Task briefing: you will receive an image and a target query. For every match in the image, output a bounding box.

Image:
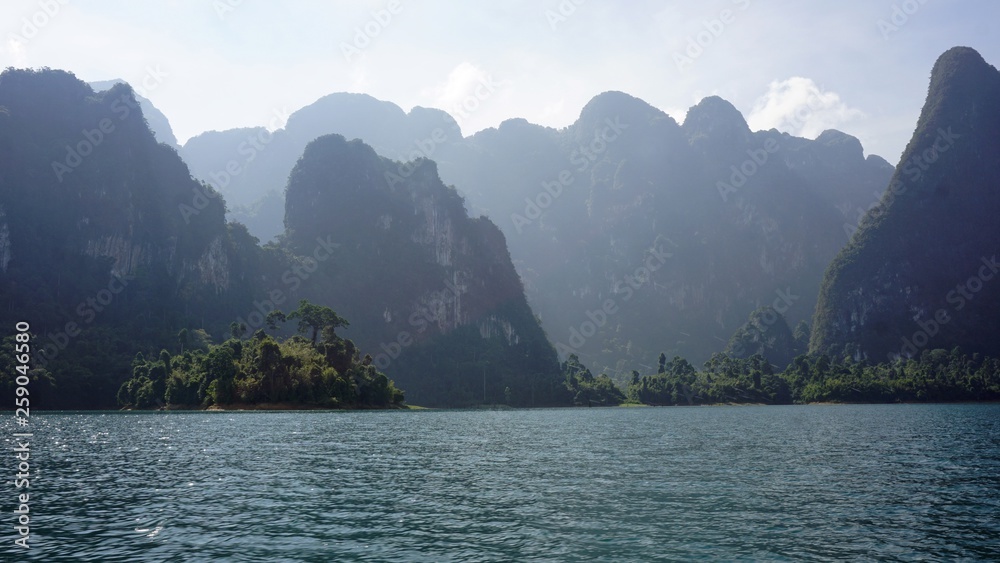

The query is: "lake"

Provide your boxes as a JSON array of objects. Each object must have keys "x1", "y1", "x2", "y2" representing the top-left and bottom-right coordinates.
[{"x1": 2, "y1": 404, "x2": 999, "y2": 561}]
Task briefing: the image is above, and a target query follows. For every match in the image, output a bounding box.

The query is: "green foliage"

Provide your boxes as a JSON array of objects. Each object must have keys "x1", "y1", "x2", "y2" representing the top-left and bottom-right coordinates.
[
  {"x1": 562, "y1": 354, "x2": 625, "y2": 406},
  {"x1": 786, "y1": 348, "x2": 1000, "y2": 403},
  {"x1": 726, "y1": 307, "x2": 801, "y2": 370},
  {"x1": 620, "y1": 348, "x2": 1000, "y2": 406},
  {"x1": 115, "y1": 302, "x2": 404, "y2": 409},
  {"x1": 286, "y1": 300, "x2": 348, "y2": 345}
]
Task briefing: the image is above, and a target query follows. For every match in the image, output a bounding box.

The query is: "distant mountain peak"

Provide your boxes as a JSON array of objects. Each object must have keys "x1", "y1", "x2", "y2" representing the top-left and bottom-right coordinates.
[
  {"x1": 583, "y1": 90, "x2": 652, "y2": 109},
  {"x1": 919, "y1": 47, "x2": 1000, "y2": 131},
  {"x1": 814, "y1": 129, "x2": 865, "y2": 160},
  {"x1": 932, "y1": 46, "x2": 992, "y2": 79},
  {"x1": 308, "y1": 91, "x2": 402, "y2": 108},
  {"x1": 576, "y1": 90, "x2": 670, "y2": 128},
  {"x1": 284, "y1": 92, "x2": 407, "y2": 132},
  {"x1": 406, "y1": 105, "x2": 462, "y2": 140},
  {"x1": 683, "y1": 95, "x2": 751, "y2": 137}
]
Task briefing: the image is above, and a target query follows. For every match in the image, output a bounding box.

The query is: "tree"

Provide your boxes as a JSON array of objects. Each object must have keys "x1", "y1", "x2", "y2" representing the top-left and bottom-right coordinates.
[
  {"x1": 288, "y1": 300, "x2": 349, "y2": 345},
  {"x1": 159, "y1": 349, "x2": 172, "y2": 374},
  {"x1": 265, "y1": 310, "x2": 287, "y2": 331},
  {"x1": 177, "y1": 328, "x2": 189, "y2": 353},
  {"x1": 205, "y1": 346, "x2": 237, "y2": 404},
  {"x1": 658, "y1": 352, "x2": 667, "y2": 374},
  {"x1": 230, "y1": 321, "x2": 247, "y2": 340}
]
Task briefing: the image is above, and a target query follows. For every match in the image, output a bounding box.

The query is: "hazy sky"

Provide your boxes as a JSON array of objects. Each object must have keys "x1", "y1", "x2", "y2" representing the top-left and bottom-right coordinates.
[{"x1": 2, "y1": 0, "x2": 996, "y2": 162}]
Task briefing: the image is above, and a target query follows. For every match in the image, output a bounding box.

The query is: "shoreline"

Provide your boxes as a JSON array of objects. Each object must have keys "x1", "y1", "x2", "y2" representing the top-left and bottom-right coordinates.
[{"x1": 5, "y1": 400, "x2": 1000, "y2": 413}]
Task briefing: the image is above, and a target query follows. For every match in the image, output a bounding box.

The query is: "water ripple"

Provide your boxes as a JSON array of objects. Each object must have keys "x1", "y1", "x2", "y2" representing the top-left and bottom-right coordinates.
[{"x1": 0, "y1": 405, "x2": 997, "y2": 561}]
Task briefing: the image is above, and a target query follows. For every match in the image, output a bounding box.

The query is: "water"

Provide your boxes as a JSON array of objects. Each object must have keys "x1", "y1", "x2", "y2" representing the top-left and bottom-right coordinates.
[{"x1": 2, "y1": 404, "x2": 998, "y2": 561}]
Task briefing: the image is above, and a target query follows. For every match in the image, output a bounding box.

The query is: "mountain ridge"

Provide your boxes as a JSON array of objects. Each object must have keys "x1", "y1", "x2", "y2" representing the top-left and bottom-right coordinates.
[{"x1": 177, "y1": 86, "x2": 892, "y2": 375}]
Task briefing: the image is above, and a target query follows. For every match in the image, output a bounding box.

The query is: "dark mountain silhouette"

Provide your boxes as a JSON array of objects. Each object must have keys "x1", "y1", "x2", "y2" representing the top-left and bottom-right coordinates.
[
  {"x1": 811, "y1": 47, "x2": 1000, "y2": 361},
  {"x1": 282, "y1": 134, "x2": 566, "y2": 406}
]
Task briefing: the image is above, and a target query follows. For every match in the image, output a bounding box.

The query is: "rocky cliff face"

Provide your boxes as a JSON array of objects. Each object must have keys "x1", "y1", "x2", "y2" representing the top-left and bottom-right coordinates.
[
  {"x1": 811, "y1": 47, "x2": 1000, "y2": 361},
  {"x1": 181, "y1": 87, "x2": 893, "y2": 376},
  {"x1": 436, "y1": 93, "x2": 892, "y2": 375},
  {"x1": 0, "y1": 69, "x2": 250, "y2": 340},
  {"x1": 282, "y1": 134, "x2": 565, "y2": 406}
]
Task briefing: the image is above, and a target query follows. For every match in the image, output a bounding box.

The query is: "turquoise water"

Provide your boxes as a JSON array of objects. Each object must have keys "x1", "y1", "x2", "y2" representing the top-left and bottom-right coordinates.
[{"x1": 2, "y1": 404, "x2": 999, "y2": 561}]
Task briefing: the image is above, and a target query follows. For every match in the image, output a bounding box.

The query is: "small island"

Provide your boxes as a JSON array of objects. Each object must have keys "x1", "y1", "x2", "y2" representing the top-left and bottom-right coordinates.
[{"x1": 116, "y1": 300, "x2": 404, "y2": 410}]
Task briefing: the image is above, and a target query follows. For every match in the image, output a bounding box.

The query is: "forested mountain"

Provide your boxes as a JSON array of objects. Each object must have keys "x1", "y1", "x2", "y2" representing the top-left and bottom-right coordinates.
[
  {"x1": 281, "y1": 134, "x2": 566, "y2": 406},
  {"x1": 811, "y1": 46, "x2": 1000, "y2": 361},
  {"x1": 0, "y1": 69, "x2": 262, "y2": 407},
  {"x1": 182, "y1": 90, "x2": 893, "y2": 378},
  {"x1": 0, "y1": 69, "x2": 561, "y2": 409},
  {"x1": 6, "y1": 46, "x2": 995, "y2": 410}
]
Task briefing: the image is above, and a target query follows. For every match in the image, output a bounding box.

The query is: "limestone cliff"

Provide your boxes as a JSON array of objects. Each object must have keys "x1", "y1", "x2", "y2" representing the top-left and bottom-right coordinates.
[
  {"x1": 0, "y1": 69, "x2": 251, "y2": 347},
  {"x1": 811, "y1": 47, "x2": 1000, "y2": 360},
  {"x1": 282, "y1": 134, "x2": 566, "y2": 406}
]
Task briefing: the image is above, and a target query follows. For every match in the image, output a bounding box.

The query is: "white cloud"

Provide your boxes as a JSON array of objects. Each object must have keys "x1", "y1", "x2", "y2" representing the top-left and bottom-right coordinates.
[
  {"x1": 426, "y1": 62, "x2": 491, "y2": 112},
  {"x1": 746, "y1": 77, "x2": 864, "y2": 138},
  {"x1": 418, "y1": 61, "x2": 515, "y2": 134},
  {"x1": 5, "y1": 37, "x2": 26, "y2": 66}
]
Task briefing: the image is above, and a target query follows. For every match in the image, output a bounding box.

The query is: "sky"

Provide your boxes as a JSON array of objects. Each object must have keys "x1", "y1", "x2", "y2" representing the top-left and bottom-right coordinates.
[{"x1": 1, "y1": 0, "x2": 997, "y2": 163}]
